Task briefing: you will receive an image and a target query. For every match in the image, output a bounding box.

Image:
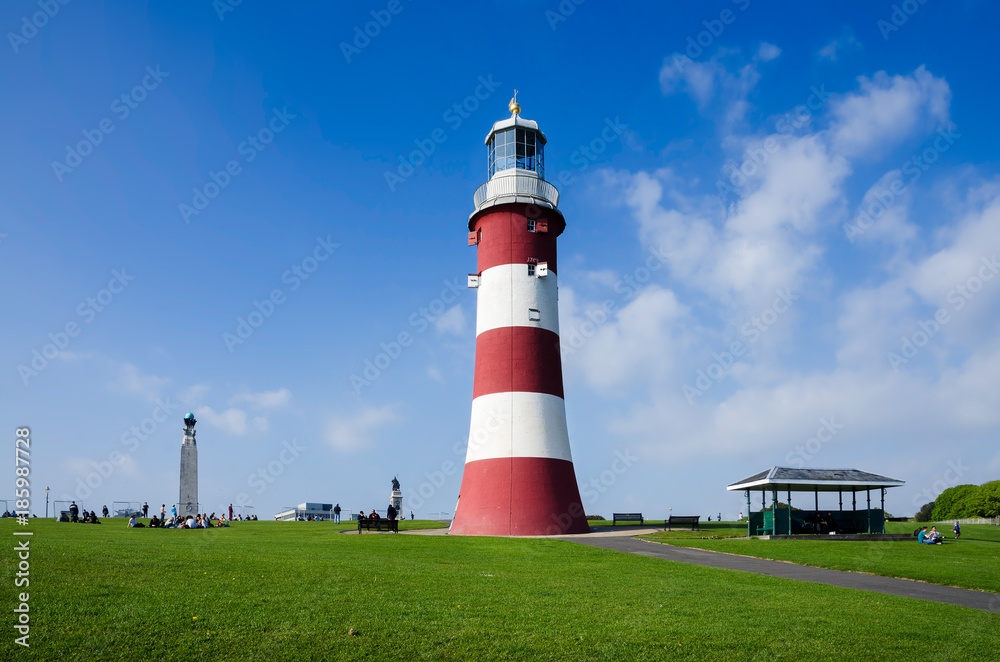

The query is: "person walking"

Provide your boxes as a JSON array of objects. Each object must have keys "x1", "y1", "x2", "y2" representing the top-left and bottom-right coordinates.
[
  {"x1": 953, "y1": 521, "x2": 961, "y2": 539},
  {"x1": 171, "y1": 504, "x2": 177, "y2": 520},
  {"x1": 410, "y1": 511, "x2": 414, "y2": 520},
  {"x1": 160, "y1": 504, "x2": 166, "y2": 521},
  {"x1": 69, "y1": 501, "x2": 79, "y2": 523},
  {"x1": 228, "y1": 503, "x2": 234, "y2": 521},
  {"x1": 102, "y1": 505, "x2": 109, "y2": 518},
  {"x1": 143, "y1": 502, "x2": 149, "y2": 518},
  {"x1": 333, "y1": 504, "x2": 341, "y2": 523}
]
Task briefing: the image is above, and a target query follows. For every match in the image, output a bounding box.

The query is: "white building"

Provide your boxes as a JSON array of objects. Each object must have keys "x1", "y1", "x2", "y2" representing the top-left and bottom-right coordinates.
[{"x1": 274, "y1": 502, "x2": 335, "y2": 521}]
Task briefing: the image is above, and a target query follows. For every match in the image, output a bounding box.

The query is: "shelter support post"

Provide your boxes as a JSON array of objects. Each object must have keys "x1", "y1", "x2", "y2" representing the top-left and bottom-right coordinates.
[
  {"x1": 745, "y1": 490, "x2": 751, "y2": 536},
  {"x1": 866, "y1": 490, "x2": 871, "y2": 534},
  {"x1": 814, "y1": 487, "x2": 818, "y2": 512},
  {"x1": 880, "y1": 488, "x2": 886, "y2": 533},
  {"x1": 839, "y1": 490, "x2": 842, "y2": 511},
  {"x1": 787, "y1": 489, "x2": 792, "y2": 535}
]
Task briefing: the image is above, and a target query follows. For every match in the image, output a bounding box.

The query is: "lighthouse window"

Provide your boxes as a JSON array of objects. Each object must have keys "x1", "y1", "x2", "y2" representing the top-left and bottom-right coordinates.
[
  {"x1": 488, "y1": 128, "x2": 545, "y2": 178},
  {"x1": 527, "y1": 263, "x2": 536, "y2": 277},
  {"x1": 528, "y1": 308, "x2": 541, "y2": 322},
  {"x1": 527, "y1": 219, "x2": 536, "y2": 232}
]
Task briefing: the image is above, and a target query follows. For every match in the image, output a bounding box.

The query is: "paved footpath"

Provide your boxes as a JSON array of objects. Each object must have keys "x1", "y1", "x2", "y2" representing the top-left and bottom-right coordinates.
[{"x1": 555, "y1": 529, "x2": 1000, "y2": 613}]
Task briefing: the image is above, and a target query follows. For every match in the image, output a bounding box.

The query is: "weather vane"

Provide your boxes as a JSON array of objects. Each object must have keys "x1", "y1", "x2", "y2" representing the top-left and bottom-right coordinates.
[{"x1": 509, "y1": 89, "x2": 521, "y2": 116}]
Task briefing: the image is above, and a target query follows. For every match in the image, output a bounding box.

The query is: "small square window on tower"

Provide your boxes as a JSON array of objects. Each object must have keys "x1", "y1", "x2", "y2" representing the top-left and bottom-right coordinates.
[
  {"x1": 536, "y1": 220, "x2": 548, "y2": 233},
  {"x1": 528, "y1": 308, "x2": 541, "y2": 322},
  {"x1": 527, "y1": 219, "x2": 536, "y2": 232},
  {"x1": 468, "y1": 274, "x2": 480, "y2": 288},
  {"x1": 527, "y1": 263, "x2": 536, "y2": 277},
  {"x1": 536, "y1": 262, "x2": 548, "y2": 277}
]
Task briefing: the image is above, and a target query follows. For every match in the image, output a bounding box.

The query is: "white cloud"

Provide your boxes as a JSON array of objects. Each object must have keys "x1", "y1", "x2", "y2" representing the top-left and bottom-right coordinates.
[
  {"x1": 112, "y1": 364, "x2": 170, "y2": 402},
  {"x1": 178, "y1": 383, "x2": 209, "y2": 407},
  {"x1": 434, "y1": 304, "x2": 466, "y2": 336},
  {"x1": 659, "y1": 45, "x2": 779, "y2": 118},
  {"x1": 195, "y1": 406, "x2": 250, "y2": 436},
  {"x1": 324, "y1": 406, "x2": 397, "y2": 453},
  {"x1": 818, "y1": 30, "x2": 860, "y2": 61},
  {"x1": 848, "y1": 169, "x2": 917, "y2": 246},
  {"x1": 828, "y1": 66, "x2": 950, "y2": 158},
  {"x1": 229, "y1": 388, "x2": 291, "y2": 409},
  {"x1": 565, "y1": 285, "x2": 689, "y2": 393}
]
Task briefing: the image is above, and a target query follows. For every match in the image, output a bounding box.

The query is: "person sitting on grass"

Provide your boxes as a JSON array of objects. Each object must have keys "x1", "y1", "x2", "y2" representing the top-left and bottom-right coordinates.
[
  {"x1": 90, "y1": 512, "x2": 101, "y2": 524},
  {"x1": 128, "y1": 515, "x2": 137, "y2": 528},
  {"x1": 149, "y1": 515, "x2": 160, "y2": 528},
  {"x1": 186, "y1": 516, "x2": 196, "y2": 529},
  {"x1": 928, "y1": 526, "x2": 943, "y2": 543},
  {"x1": 82, "y1": 510, "x2": 91, "y2": 524}
]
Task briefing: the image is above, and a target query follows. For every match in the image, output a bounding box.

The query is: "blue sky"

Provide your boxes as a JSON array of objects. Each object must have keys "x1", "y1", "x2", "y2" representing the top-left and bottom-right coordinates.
[{"x1": 4, "y1": 1, "x2": 999, "y2": 520}]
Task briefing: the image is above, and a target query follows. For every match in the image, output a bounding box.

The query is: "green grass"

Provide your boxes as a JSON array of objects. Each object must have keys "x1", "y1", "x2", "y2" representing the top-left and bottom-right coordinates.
[
  {"x1": 640, "y1": 521, "x2": 748, "y2": 540},
  {"x1": 640, "y1": 522, "x2": 1000, "y2": 593},
  {"x1": 2, "y1": 519, "x2": 998, "y2": 661}
]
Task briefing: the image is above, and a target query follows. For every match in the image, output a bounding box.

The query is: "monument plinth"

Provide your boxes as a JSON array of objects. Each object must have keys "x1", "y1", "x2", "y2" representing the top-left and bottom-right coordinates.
[{"x1": 390, "y1": 476, "x2": 402, "y2": 518}]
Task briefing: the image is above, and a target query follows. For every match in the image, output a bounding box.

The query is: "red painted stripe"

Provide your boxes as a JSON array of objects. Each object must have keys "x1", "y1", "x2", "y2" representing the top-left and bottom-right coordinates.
[
  {"x1": 472, "y1": 205, "x2": 564, "y2": 275},
  {"x1": 472, "y1": 327, "x2": 563, "y2": 399},
  {"x1": 450, "y1": 456, "x2": 590, "y2": 536}
]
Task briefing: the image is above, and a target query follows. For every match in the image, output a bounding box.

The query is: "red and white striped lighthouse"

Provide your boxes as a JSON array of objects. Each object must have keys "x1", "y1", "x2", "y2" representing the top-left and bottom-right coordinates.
[{"x1": 451, "y1": 95, "x2": 590, "y2": 536}]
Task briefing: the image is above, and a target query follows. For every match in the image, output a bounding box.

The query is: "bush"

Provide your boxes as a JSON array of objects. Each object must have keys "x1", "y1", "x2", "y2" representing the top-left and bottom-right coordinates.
[
  {"x1": 970, "y1": 480, "x2": 1000, "y2": 517},
  {"x1": 915, "y1": 501, "x2": 935, "y2": 522},
  {"x1": 585, "y1": 515, "x2": 605, "y2": 521},
  {"x1": 931, "y1": 485, "x2": 978, "y2": 520}
]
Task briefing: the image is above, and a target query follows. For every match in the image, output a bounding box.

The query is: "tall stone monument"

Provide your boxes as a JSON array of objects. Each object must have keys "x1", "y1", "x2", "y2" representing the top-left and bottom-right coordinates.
[{"x1": 179, "y1": 413, "x2": 199, "y2": 517}]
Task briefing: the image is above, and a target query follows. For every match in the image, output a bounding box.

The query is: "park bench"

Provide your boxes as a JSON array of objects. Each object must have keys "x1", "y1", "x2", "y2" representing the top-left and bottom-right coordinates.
[
  {"x1": 612, "y1": 513, "x2": 643, "y2": 526},
  {"x1": 667, "y1": 515, "x2": 700, "y2": 531},
  {"x1": 357, "y1": 518, "x2": 398, "y2": 533}
]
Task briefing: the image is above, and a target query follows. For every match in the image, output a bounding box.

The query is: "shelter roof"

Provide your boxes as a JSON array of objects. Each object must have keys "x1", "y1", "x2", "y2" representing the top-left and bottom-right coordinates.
[{"x1": 727, "y1": 467, "x2": 904, "y2": 492}]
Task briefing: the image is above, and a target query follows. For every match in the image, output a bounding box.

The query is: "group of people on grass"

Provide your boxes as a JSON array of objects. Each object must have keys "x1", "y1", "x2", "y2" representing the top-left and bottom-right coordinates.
[
  {"x1": 916, "y1": 525, "x2": 945, "y2": 543},
  {"x1": 915, "y1": 522, "x2": 964, "y2": 544},
  {"x1": 58, "y1": 501, "x2": 102, "y2": 523},
  {"x1": 129, "y1": 512, "x2": 233, "y2": 528}
]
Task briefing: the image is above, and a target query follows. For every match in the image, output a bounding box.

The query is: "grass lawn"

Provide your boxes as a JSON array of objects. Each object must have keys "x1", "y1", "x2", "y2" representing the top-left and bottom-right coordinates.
[
  {"x1": 641, "y1": 522, "x2": 1000, "y2": 594},
  {"x1": 2, "y1": 519, "x2": 998, "y2": 661}
]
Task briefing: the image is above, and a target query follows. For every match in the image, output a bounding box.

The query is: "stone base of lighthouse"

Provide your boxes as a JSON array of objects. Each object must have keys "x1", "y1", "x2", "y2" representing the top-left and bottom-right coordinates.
[{"x1": 451, "y1": 456, "x2": 589, "y2": 535}]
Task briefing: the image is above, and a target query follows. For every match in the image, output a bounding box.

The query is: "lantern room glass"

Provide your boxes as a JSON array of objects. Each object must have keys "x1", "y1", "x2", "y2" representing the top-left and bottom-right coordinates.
[{"x1": 488, "y1": 128, "x2": 544, "y2": 179}]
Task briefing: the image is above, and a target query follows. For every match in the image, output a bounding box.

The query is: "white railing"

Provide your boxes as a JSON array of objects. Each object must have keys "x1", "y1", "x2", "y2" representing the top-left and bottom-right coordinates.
[
  {"x1": 474, "y1": 174, "x2": 559, "y2": 209},
  {"x1": 935, "y1": 517, "x2": 998, "y2": 525}
]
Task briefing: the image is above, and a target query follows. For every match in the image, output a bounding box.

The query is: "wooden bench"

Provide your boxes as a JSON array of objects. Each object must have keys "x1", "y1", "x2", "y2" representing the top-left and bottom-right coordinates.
[
  {"x1": 667, "y1": 515, "x2": 700, "y2": 531},
  {"x1": 612, "y1": 513, "x2": 643, "y2": 526},
  {"x1": 357, "y1": 518, "x2": 398, "y2": 533}
]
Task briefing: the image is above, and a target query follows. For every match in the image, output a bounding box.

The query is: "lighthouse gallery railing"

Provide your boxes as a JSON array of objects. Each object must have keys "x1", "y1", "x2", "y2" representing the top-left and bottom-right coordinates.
[{"x1": 474, "y1": 175, "x2": 559, "y2": 209}]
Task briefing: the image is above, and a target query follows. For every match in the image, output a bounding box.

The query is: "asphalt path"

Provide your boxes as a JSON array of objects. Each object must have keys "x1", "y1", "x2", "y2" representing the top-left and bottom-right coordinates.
[{"x1": 557, "y1": 532, "x2": 1000, "y2": 613}]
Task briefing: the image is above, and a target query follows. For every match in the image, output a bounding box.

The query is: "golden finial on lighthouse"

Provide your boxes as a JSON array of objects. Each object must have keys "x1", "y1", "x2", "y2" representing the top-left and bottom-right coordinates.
[{"x1": 509, "y1": 89, "x2": 521, "y2": 116}]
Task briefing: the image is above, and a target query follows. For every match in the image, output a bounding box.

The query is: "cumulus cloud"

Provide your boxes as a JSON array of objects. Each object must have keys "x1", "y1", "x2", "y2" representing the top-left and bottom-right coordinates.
[
  {"x1": 659, "y1": 44, "x2": 780, "y2": 122},
  {"x1": 229, "y1": 388, "x2": 291, "y2": 409},
  {"x1": 561, "y1": 62, "x2": 1000, "y2": 506},
  {"x1": 828, "y1": 66, "x2": 950, "y2": 158},
  {"x1": 324, "y1": 406, "x2": 397, "y2": 453},
  {"x1": 434, "y1": 304, "x2": 466, "y2": 335},
  {"x1": 818, "y1": 29, "x2": 860, "y2": 61},
  {"x1": 195, "y1": 406, "x2": 250, "y2": 436},
  {"x1": 112, "y1": 364, "x2": 170, "y2": 402}
]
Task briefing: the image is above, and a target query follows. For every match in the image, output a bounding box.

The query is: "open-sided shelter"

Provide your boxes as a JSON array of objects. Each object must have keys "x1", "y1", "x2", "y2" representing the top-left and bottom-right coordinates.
[{"x1": 728, "y1": 467, "x2": 905, "y2": 536}]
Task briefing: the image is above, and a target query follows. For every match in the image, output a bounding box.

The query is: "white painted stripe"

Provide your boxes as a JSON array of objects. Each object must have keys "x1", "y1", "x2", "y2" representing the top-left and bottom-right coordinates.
[
  {"x1": 475, "y1": 264, "x2": 560, "y2": 336},
  {"x1": 465, "y1": 391, "x2": 573, "y2": 463}
]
